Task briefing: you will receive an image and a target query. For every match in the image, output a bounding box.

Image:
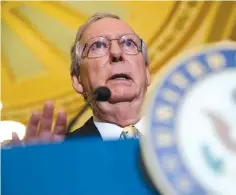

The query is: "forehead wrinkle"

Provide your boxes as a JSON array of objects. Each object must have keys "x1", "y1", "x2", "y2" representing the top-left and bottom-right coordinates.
[{"x1": 81, "y1": 18, "x2": 135, "y2": 43}]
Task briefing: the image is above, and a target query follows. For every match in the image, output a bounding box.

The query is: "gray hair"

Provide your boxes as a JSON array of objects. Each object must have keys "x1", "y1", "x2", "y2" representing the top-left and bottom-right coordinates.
[{"x1": 70, "y1": 12, "x2": 149, "y2": 76}]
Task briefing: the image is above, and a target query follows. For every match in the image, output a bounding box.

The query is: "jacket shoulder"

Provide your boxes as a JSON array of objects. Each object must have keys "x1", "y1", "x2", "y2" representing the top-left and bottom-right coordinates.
[{"x1": 66, "y1": 117, "x2": 101, "y2": 139}]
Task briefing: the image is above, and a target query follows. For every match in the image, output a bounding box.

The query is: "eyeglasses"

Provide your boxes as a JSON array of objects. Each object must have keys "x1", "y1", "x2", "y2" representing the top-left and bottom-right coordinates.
[{"x1": 81, "y1": 34, "x2": 142, "y2": 59}]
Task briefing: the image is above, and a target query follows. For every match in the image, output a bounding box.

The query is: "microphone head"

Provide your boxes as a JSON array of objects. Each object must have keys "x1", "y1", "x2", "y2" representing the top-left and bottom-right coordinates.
[{"x1": 94, "y1": 86, "x2": 111, "y2": 101}]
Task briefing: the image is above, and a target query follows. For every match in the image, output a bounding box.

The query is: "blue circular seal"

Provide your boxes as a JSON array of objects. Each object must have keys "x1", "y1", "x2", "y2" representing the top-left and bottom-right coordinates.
[{"x1": 142, "y1": 42, "x2": 236, "y2": 195}]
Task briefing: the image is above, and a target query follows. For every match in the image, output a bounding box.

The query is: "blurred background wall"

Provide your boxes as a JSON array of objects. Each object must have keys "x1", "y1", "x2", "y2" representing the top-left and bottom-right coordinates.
[{"x1": 1, "y1": 1, "x2": 236, "y2": 131}]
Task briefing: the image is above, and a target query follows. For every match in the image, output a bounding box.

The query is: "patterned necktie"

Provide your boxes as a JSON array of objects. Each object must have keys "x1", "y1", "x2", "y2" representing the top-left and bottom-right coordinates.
[{"x1": 119, "y1": 125, "x2": 140, "y2": 139}]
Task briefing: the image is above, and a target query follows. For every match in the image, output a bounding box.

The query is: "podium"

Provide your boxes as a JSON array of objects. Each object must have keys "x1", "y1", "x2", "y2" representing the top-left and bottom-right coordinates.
[{"x1": 1, "y1": 138, "x2": 159, "y2": 195}]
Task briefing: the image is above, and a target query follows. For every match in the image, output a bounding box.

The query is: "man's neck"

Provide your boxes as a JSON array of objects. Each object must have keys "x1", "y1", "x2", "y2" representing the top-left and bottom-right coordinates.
[{"x1": 93, "y1": 101, "x2": 142, "y2": 127}]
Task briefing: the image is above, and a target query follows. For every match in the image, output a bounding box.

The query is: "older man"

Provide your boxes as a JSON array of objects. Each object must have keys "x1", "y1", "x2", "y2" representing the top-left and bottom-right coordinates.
[{"x1": 12, "y1": 12, "x2": 151, "y2": 143}]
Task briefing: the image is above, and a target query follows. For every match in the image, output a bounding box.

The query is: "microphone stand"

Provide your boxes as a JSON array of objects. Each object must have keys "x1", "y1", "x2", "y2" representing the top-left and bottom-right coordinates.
[
  {"x1": 67, "y1": 97, "x2": 94, "y2": 133},
  {"x1": 67, "y1": 87, "x2": 111, "y2": 132}
]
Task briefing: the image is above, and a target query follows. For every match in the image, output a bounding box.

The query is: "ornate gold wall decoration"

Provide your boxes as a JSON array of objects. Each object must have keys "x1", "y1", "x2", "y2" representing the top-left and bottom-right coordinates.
[{"x1": 1, "y1": 1, "x2": 235, "y2": 129}]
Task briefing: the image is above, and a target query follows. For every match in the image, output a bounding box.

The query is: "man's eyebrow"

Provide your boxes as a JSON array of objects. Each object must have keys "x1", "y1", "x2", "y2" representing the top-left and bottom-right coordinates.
[{"x1": 84, "y1": 33, "x2": 138, "y2": 42}]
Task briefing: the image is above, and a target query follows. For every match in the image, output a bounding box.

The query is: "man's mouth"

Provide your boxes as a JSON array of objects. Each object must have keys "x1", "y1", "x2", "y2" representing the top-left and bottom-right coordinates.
[{"x1": 109, "y1": 73, "x2": 132, "y2": 81}]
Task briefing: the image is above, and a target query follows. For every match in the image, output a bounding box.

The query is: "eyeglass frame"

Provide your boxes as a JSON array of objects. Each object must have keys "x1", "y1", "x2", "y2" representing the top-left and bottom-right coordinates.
[{"x1": 80, "y1": 33, "x2": 144, "y2": 59}]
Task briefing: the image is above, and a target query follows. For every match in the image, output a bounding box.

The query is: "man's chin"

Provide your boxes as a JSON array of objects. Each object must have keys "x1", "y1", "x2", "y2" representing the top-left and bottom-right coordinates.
[
  {"x1": 107, "y1": 93, "x2": 136, "y2": 104},
  {"x1": 105, "y1": 82, "x2": 137, "y2": 102}
]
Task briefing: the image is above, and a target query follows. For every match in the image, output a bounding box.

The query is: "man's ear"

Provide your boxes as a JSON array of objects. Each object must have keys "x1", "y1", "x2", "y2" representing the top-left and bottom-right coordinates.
[
  {"x1": 146, "y1": 67, "x2": 151, "y2": 86},
  {"x1": 72, "y1": 75, "x2": 84, "y2": 94}
]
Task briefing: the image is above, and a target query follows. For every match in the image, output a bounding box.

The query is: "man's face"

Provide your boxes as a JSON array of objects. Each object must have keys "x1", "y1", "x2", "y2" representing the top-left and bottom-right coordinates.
[{"x1": 72, "y1": 18, "x2": 150, "y2": 103}]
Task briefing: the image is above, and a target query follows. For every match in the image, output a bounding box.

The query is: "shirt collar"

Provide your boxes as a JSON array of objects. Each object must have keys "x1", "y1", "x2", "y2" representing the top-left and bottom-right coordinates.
[{"x1": 93, "y1": 116, "x2": 145, "y2": 140}]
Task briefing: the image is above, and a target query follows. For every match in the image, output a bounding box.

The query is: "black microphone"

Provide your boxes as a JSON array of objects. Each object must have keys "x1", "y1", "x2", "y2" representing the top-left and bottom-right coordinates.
[
  {"x1": 87, "y1": 86, "x2": 111, "y2": 102},
  {"x1": 67, "y1": 86, "x2": 111, "y2": 132}
]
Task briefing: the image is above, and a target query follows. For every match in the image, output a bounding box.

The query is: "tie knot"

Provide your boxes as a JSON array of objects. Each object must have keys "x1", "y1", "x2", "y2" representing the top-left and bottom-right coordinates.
[
  {"x1": 120, "y1": 125, "x2": 140, "y2": 139},
  {"x1": 123, "y1": 125, "x2": 137, "y2": 137}
]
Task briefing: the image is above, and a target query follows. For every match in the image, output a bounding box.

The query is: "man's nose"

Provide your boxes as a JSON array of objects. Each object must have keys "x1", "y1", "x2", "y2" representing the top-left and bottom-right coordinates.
[{"x1": 109, "y1": 41, "x2": 124, "y2": 63}]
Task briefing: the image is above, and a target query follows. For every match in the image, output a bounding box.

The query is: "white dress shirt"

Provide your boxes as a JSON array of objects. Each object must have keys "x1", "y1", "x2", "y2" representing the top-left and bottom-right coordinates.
[{"x1": 93, "y1": 117, "x2": 145, "y2": 140}]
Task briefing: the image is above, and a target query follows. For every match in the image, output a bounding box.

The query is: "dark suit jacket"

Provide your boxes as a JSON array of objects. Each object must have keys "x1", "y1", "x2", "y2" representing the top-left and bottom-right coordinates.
[{"x1": 66, "y1": 117, "x2": 102, "y2": 139}]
